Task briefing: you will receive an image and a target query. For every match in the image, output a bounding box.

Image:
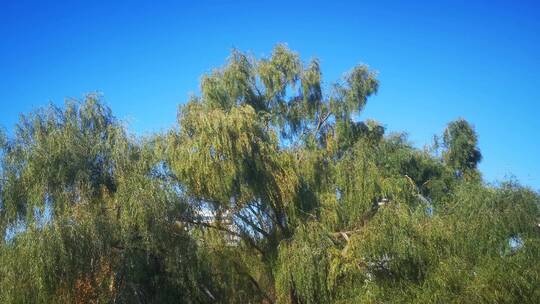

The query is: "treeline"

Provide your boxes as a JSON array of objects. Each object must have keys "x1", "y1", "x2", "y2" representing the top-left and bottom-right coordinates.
[{"x1": 0, "y1": 45, "x2": 538, "y2": 303}]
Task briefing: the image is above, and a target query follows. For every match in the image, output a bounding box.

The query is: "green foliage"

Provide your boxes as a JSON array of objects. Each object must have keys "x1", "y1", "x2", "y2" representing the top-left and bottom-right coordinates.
[
  {"x1": 1, "y1": 46, "x2": 538, "y2": 303},
  {"x1": 276, "y1": 222, "x2": 335, "y2": 304}
]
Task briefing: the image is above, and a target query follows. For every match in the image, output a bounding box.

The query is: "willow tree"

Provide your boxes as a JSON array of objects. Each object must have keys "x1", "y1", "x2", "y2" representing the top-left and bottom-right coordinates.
[
  {"x1": 0, "y1": 96, "x2": 208, "y2": 303},
  {"x1": 165, "y1": 44, "x2": 540, "y2": 304}
]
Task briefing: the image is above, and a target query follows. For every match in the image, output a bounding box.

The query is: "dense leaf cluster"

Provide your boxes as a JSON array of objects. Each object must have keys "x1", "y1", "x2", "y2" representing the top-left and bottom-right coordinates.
[{"x1": 1, "y1": 45, "x2": 538, "y2": 303}]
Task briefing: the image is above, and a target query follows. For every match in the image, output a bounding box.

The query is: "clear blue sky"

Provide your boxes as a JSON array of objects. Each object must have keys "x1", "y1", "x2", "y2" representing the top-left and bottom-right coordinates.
[{"x1": 1, "y1": 0, "x2": 539, "y2": 190}]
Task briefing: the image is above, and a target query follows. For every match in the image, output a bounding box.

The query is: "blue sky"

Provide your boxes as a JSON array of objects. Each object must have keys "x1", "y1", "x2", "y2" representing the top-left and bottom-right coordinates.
[{"x1": 1, "y1": 0, "x2": 539, "y2": 190}]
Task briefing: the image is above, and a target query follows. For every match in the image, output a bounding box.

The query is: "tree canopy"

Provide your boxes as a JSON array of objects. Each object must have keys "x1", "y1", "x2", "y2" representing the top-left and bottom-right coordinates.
[{"x1": 1, "y1": 45, "x2": 539, "y2": 303}]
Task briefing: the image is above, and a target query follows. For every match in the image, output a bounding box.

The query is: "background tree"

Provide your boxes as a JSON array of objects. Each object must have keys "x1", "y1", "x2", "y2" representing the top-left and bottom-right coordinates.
[
  {"x1": 442, "y1": 118, "x2": 482, "y2": 176},
  {"x1": 0, "y1": 96, "x2": 208, "y2": 303}
]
